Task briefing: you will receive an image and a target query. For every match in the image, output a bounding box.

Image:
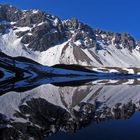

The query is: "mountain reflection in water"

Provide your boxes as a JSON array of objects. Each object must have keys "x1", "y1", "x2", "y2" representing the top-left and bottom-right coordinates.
[{"x1": 1, "y1": 79, "x2": 140, "y2": 140}]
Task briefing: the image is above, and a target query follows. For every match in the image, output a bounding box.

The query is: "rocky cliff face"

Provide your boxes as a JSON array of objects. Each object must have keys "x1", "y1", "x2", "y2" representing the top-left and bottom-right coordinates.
[{"x1": 0, "y1": 4, "x2": 140, "y2": 67}]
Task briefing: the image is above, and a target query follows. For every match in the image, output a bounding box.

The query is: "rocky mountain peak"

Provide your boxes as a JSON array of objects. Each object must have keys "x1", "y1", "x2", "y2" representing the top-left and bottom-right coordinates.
[
  {"x1": 0, "y1": 4, "x2": 22, "y2": 22},
  {"x1": 94, "y1": 29, "x2": 136, "y2": 51},
  {"x1": 0, "y1": 4, "x2": 139, "y2": 67},
  {"x1": 0, "y1": 4, "x2": 137, "y2": 52}
]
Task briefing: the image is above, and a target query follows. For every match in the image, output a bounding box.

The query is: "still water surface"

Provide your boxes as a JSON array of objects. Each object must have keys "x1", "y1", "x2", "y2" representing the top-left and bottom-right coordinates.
[{"x1": 0, "y1": 79, "x2": 140, "y2": 140}]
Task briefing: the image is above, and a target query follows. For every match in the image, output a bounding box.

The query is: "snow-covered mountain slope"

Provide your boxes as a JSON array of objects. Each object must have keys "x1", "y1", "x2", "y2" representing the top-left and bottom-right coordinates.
[
  {"x1": 2, "y1": 50, "x2": 140, "y2": 95},
  {"x1": 0, "y1": 4, "x2": 140, "y2": 67},
  {"x1": 0, "y1": 51, "x2": 99, "y2": 78},
  {"x1": 2, "y1": 49, "x2": 140, "y2": 81}
]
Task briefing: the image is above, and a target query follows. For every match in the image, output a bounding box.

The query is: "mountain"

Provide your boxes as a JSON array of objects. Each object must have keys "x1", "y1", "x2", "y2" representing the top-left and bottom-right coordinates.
[
  {"x1": 0, "y1": 4, "x2": 140, "y2": 67},
  {"x1": 0, "y1": 51, "x2": 100, "y2": 86},
  {"x1": 2, "y1": 50, "x2": 140, "y2": 95}
]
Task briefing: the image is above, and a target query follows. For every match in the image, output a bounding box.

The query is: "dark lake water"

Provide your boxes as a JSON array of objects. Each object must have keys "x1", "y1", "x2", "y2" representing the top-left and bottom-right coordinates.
[
  {"x1": 46, "y1": 113, "x2": 140, "y2": 140},
  {"x1": 1, "y1": 78, "x2": 140, "y2": 140}
]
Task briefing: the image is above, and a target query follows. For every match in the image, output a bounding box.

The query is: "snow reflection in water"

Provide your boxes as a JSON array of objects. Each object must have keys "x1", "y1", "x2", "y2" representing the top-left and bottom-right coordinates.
[{"x1": 0, "y1": 80, "x2": 140, "y2": 140}]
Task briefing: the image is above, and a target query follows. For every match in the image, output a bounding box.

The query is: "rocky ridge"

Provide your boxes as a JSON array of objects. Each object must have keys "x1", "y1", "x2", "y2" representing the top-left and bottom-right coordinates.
[{"x1": 0, "y1": 4, "x2": 140, "y2": 67}]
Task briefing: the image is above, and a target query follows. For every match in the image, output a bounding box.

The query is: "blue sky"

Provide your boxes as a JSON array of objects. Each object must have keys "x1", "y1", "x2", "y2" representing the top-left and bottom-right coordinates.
[{"x1": 1, "y1": 0, "x2": 140, "y2": 39}]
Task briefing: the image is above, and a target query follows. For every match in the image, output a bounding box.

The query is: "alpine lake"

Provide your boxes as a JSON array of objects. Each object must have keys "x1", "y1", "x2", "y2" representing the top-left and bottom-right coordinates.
[{"x1": 1, "y1": 75, "x2": 140, "y2": 140}]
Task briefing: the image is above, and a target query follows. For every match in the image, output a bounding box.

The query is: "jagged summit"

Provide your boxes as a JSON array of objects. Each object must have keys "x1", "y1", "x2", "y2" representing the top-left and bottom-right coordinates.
[{"x1": 0, "y1": 4, "x2": 140, "y2": 67}]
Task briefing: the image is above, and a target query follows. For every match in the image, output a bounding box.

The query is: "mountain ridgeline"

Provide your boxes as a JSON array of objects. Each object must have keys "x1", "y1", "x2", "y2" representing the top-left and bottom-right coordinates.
[{"x1": 0, "y1": 4, "x2": 140, "y2": 67}]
